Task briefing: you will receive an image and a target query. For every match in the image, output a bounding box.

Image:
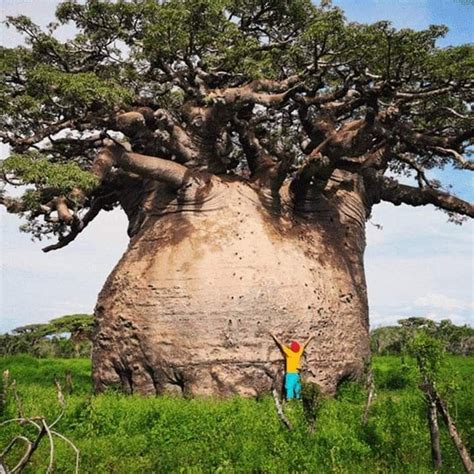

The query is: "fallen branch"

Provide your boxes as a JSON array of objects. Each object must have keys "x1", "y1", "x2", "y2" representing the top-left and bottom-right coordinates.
[
  {"x1": 434, "y1": 388, "x2": 473, "y2": 473},
  {"x1": 0, "y1": 419, "x2": 46, "y2": 474},
  {"x1": 0, "y1": 435, "x2": 33, "y2": 473},
  {"x1": 0, "y1": 378, "x2": 80, "y2": 474}
]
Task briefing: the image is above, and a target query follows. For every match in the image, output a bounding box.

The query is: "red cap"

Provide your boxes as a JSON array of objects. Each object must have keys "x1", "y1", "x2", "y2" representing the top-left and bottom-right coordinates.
[{"x1": 290, "y1": 341, "x2": 301, "y2": 352}]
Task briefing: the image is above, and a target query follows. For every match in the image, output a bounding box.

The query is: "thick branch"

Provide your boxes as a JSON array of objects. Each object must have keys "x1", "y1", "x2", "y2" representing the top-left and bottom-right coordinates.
[
  {"x1": 99, "y1": 142, "x2": 188, "y2": 189},
  {"x1": 395, "y1": 122, "x2": 473, "y2": 152},
  {"x1": 53, "y1": 196, "x2": 74, "y2": 224},
  {"x1": 298, "y1": 107, "x2": 336, "y2": 153},
  {"x1": 42, "y1": 192, "x2": 118, "y2": 253},
  {"x1": 206, "y1": 77, "x2": 302, "y2": 107},
  {"x1": 290, "y1": 152, "x2": 334, "y2": 199},
  {"x1": 430, "y1": 146, "x2": 474, "y2": 171},
  {"x1": 378, "y1": 176, "x2": 474, "y2": 217},
  {"x1": 153, "y1": 109, "x2": 198, "y2": 164},
  {"x1": 233, "y1": 116, "x2": 273, "y2": 176},
  {"x1": 41, "y1": 142, "x2": 189, "y2": 252}
]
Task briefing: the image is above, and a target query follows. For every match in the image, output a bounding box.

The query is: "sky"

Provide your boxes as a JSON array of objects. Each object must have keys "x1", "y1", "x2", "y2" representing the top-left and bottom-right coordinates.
[{"x1": 0, "y1": 0, "x2": 473, "y2": 332}]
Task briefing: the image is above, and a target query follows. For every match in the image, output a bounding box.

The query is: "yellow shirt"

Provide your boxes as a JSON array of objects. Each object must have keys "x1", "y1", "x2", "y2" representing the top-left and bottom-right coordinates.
[{"x1": 282, "y1": 346, "x2": 304, "y2": 373}]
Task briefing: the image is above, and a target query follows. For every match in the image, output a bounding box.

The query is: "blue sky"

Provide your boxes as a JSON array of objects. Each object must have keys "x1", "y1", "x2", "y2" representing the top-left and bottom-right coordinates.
[
  {"x1": 335, "y1": 0, "x2": 473, "y2": 46},
  {"x1": 0, "y1": 0, "x2": 473, "y2": 332}
]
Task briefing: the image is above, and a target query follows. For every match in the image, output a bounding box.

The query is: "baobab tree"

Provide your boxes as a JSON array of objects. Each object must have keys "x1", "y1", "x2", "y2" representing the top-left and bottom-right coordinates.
[{"x1": 1, "y1": 1, "x2": 472, "y2": 396}]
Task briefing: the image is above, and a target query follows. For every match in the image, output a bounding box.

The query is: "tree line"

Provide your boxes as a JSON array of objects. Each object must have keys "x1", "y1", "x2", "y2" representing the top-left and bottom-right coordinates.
[
  {"x1": 0, "y1": 314, "x2": 94, "y2": 358},
  {"x1": 371, "y1": 318, "x2": 474, "y2": 356}
]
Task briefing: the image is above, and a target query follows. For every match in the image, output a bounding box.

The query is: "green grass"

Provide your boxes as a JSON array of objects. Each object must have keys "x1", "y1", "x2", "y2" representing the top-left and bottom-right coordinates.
[{"x1": 0, "y1": 355, "x2": 472, "y2": 473}]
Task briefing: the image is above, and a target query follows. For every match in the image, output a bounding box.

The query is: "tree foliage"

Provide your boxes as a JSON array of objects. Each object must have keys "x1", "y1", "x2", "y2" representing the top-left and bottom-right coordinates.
[
  {"x1": 0, "y1": 314, "x2": 94, "y2": 358},
  {"x1": 371, "y1": 318, "x2": 474, "y2": 356},
  {"x1": 1, "y1": 0, "x2": 473, "y2": 250}
]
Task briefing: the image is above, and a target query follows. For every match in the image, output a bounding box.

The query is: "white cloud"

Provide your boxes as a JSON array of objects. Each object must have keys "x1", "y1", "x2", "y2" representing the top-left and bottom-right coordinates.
[
  {"x1": 414, "y1": 293, "x2": 473, "y2": 312},
  {"x1": 367, "y1": 202, "x2": 473, "y2": 328},
  {"x1": 370, "y1": 311, "x2": 472, "y2": 328},
  {"x1": 1, "y1": 208, "x2": 129, "y2": 332}
]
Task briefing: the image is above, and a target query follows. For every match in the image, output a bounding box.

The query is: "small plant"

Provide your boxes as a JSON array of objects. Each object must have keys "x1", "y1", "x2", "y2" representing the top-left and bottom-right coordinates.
[{"x1": 301, "y1": 381, "x2": 323, "y2": 433}]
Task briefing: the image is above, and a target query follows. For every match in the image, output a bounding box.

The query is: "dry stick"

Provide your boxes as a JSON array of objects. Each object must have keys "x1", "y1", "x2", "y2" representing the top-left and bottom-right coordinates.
[
  {"x1": 11, "y1": 382, "x2": 23, "y2": 419},
  {"x1": 65, "y1": 371, "x2": 73, "y2": 395},
  {"x1": 1, "y1": 435, "x2": 32, "y2": 458},
  {"x1": 0, "y1": 412, "x2": 44, "y2": 473},
  {"x1": 1, "y1": 436, "x2": 33, "y2": 472},
  {"x1": 1, "y1": 380, "x2": 80, "y2": 474},
  {"x1": 42, "y1": 419, "x2": 55, "y2": 474},
  {"x1": 272, "y1": 388, "x2": 292, "y2": 431},
  {"x1": 421, "y1": 380, "x2": 442, "y2": 470},
  {"x1": 11, "y1": 423, "x2": 47, "y2": 473},
  {"x1": 434, "y1": 389, "x2": 474, "y2": 473},
  {"x1": 50, "y1": 430, "x2": 80, "y2": 474},
  {"x1": 362, "y1": 370, "x2": 375, "y2": 425},
  {"x1": 50, "y1": 379, "x2": 66, "y2": 429}
]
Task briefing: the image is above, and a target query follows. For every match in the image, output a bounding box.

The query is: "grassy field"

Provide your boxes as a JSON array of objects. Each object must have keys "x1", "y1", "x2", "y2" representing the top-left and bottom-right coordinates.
[{"x1": 0, "y1": 355, "x2": 472, "y2": 473}]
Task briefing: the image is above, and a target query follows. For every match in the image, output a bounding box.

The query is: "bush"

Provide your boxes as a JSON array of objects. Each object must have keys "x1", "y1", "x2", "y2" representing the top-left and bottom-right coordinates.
[{"x1": 301, "y1": 381, "x2": 323, "y2": 430}]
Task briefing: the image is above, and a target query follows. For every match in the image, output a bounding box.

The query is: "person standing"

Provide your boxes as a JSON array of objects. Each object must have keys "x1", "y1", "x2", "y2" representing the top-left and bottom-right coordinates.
[{"x1": 270, "y1": 333, "x2": 314, "y2": 400}]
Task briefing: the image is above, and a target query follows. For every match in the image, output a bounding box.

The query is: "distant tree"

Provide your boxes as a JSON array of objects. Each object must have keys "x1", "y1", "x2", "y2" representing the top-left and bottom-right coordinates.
[
  {"x1": 46, "y1": 314, "x2": 95, "y2": 356},
  {"x1": 0, "y1": 314, "x2": 93, "y2": 358},
  {"x1": 370, "y1": 326, "x2": 403, "y2": 355},
  {"x1": 436, "y1": 319, "x2": 474, "y2": 355},
  {"x1": 370, "y1": 319, "x2": 474, "y2": 356}
]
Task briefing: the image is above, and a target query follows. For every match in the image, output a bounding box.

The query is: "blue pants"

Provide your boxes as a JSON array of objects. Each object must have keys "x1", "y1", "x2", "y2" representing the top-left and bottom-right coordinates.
[{"x1": 285, "y1": 373, "x2": 301, "y2": 400}]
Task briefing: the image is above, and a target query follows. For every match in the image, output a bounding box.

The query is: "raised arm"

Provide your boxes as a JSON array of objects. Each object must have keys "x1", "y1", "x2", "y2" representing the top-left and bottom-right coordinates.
[{"x1": 270, "y1": 332, "x2": 284, "y2": 351}]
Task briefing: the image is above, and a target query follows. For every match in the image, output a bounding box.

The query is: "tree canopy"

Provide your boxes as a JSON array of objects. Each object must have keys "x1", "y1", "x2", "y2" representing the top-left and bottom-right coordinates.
[
  {"x1": 1, "y1": 0, "x2": 473, "y2": 250},
  {"x1": 0, "y1": 314, "x2": 94, "y2": 357},
  {"x1": 371, "y1": 318, "x2": 474, "y2": 356}
]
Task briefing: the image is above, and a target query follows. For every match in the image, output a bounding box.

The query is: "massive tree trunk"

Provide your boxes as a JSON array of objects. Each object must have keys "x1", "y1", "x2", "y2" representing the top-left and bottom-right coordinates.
[{"x1": 92, "y1": 169, "x2": 370, "y2": 397}]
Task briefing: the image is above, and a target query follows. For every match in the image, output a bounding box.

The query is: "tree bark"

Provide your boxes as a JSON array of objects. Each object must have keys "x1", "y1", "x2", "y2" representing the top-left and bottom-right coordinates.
[
  {"x1": 428, "y1": 399, "x2": 442, "y2": 471},
  {"x1": 421, "y1": 380, "x2": 442, "y2": 470},
  {"x1": 92, "y1": 172, "x2": 371, "y2": 397}
]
